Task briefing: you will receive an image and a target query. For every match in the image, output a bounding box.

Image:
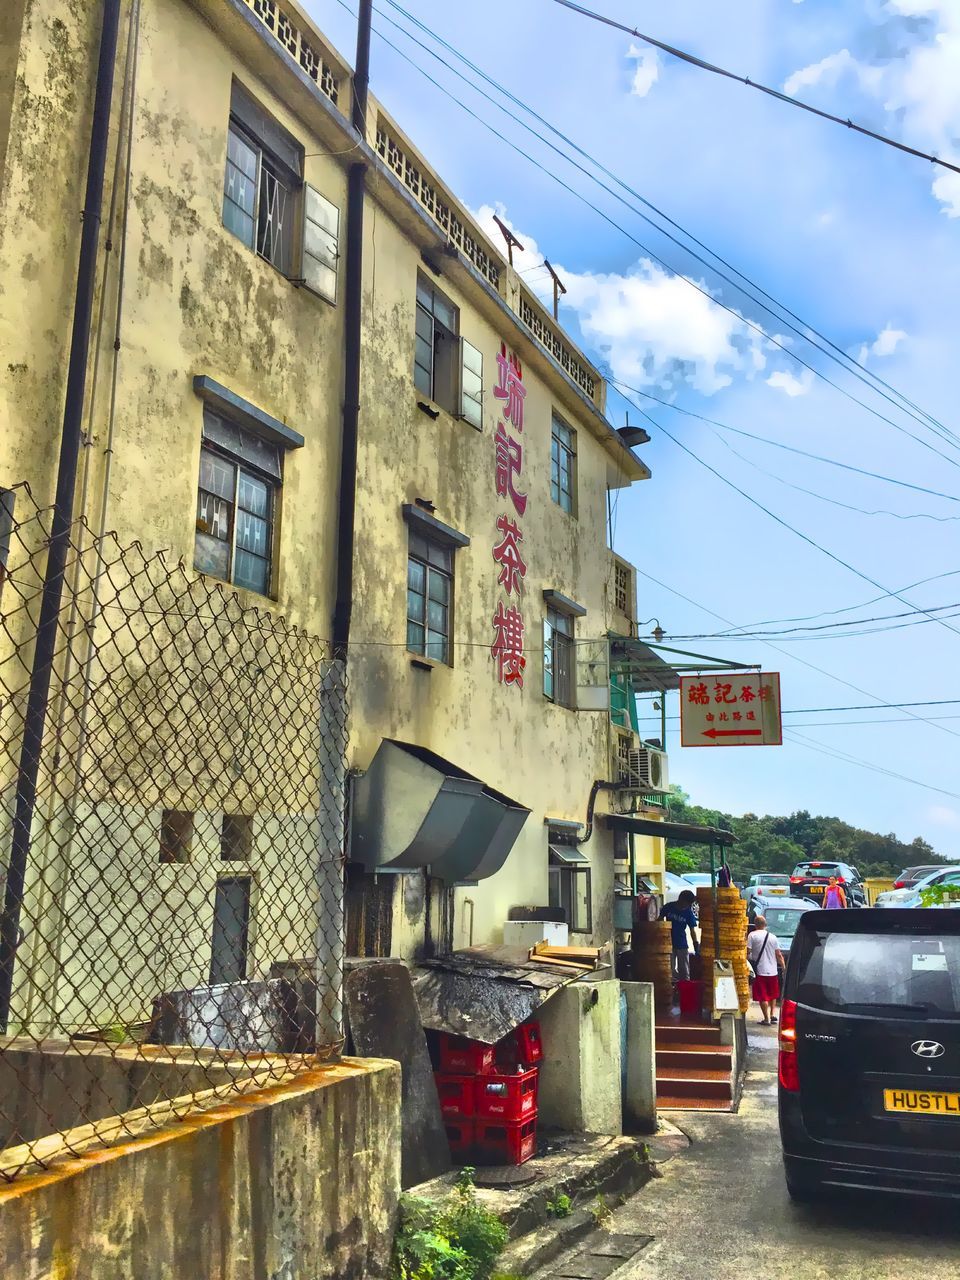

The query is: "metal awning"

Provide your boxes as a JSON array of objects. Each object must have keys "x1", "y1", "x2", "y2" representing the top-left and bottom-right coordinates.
[
  {"x1": 603, "y1": 812, "x2": 737, "y2": 847},
  {"x1": 549, "y1": 843, "x2": 589, "y2": 865},
  {"x1": 350, "y1": 739, "x2": 530, "y2": 882},
  {"x1": 411, "y1": 945, "x2": 606, "y2": 1045},
  {"x1": 609, "y1": 637, "x2": 682, "y2": 693}
]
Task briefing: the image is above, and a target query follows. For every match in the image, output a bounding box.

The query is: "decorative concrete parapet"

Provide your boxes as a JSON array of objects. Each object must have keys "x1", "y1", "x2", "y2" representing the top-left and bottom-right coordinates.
[{"x1": 0, "y1": 1057, "x2": 401, "y2": 1280}]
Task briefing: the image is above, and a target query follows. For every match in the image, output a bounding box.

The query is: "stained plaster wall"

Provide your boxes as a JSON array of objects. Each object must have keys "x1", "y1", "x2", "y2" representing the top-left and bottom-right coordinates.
[
  {"x1": 0, "y1": 0, "x2": 349, "y2": 1030},
  {"x1": 348, "y1": 202, "x2": 634, "y2": 952}
]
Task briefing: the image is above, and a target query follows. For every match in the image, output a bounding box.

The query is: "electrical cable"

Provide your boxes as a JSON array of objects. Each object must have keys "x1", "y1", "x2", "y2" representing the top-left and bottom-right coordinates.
[
  {"x1": 611, "y1": 380, "x2": 960, "y2": 505},
  {"x1": 632, "y1": 563, "x2": 960, "y2": 743},
  {"x1": 666, "y1": 600, "x2": 960, "y2": 640},
  {"x1": 620, "y1": 392, "x2": 960, "y2": 647},
  {"x1": 378, "y1": 0, "x2": 960, "y2": 461},
  {"x1": 548, "y1": 0, "x2": 960, "y2": 180}
]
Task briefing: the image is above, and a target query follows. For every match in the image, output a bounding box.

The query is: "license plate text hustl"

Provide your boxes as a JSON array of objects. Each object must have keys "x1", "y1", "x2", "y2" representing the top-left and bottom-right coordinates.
[{"x1": 883, "y1": 1089, "x2": 960, "y2": 1116}]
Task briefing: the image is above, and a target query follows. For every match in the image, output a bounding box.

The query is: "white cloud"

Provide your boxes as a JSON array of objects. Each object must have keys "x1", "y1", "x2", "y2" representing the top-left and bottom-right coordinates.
[
  {"x1": 473, "y1": 204, "x2": 770, "y2": 397},
  {"x1": 766, "y1": 369, "x2": 814, "y2": 397},
  {"x1": 626, "y1": 44, "x2": 660, "y2": 98},
  {"x1": 856, "y1": 325, "x2": 907, "y2": 363},
  {"x1": 926, "y1": 804, "x2": 960, "y2": 829},
  {"x1": 783, "y1": 4, "x2": 960, "y2": 215}
]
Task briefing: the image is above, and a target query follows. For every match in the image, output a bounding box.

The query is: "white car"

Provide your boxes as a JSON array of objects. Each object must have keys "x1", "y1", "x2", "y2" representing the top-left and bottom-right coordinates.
[
  {"x1": 742, "y1": 873, "x2": 792, "y2": 903},
  {"x1": 662, "y1": 871, "x2": 697, "y2": 904},
  {"x1": 875, "y1": 865, "x2": 960, "y2": 907}
]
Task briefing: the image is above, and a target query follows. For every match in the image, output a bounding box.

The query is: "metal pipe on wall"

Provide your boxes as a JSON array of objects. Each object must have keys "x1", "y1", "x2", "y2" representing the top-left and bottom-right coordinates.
[{"x1": 0, "y1": 0, "x2": 123, "y2": 1032}]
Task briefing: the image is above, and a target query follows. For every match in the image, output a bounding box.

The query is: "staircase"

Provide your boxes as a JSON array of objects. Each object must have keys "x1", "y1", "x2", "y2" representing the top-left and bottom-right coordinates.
[{"x1": 655, "y1": 1022, "x2": 734, "y2": 1112}]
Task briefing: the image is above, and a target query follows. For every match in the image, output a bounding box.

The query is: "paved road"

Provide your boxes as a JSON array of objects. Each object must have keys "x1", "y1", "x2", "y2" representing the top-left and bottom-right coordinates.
[{"x1": 609, "y1": 1023, "x2": 960, "y2": 1279}]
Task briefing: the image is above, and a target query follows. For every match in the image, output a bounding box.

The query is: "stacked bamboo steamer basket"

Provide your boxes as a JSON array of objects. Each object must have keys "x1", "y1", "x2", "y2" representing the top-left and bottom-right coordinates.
[
  {"x1": 697, "y1": 886, "x2": 751, "y2": 1014},
  {"x1": 629, "y1": 919, "x2": 674, "y2": 1011}
]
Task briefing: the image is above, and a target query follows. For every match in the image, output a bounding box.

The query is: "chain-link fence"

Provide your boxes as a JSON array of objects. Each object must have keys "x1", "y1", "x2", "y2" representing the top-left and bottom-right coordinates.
[{"x1": 0, "y1": 483, "x2": 346, "y2": 1179}]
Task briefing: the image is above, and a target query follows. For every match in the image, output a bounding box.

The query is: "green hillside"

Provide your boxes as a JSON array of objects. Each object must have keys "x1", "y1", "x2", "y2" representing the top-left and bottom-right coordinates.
[{"x1": 664, "y1": 785, "x2": 952, "y2": 882}]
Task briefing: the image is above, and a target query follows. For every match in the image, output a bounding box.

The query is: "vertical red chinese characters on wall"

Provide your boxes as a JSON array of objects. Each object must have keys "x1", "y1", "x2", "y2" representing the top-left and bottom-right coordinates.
[{"x1": 491, "y1": 344, "x2": 527, "y2": 687}]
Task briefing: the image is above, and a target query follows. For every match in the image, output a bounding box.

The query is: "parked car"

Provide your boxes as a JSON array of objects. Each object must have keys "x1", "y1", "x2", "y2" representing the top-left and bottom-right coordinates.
[
  {"x1": 661, "y1": 871, "x2": 697, "y2": 904},
  {"x1": 890, "y1": 869, "x2": 960, "y2": 911},
  {"x1": 779, "y1": 908, "x2": 960, "y2": 1200},
  {"x1": 681, "y1": 873, "x2": 714, "y2": 890},
  {"x1": 746, "y1": 896, "x2": 819, "y2": 961},
  {"x1": 876, "y1": 866, "x2": 960, "y2": 908},
  {"x1": 892, "y1": 865, "x2": 949, "y2": 892},
  {"x1": 742, "y1": 873, "x2": 792, "y2": 904},
  {"x1": 789, "y1": 860, "x2": 866, "y2": 907}
]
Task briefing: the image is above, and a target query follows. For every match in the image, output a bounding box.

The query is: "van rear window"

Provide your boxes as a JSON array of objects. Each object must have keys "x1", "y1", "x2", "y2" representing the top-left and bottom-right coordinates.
[{"x1": 797, "y1": 932, "x2": 960, "y2": 1018}]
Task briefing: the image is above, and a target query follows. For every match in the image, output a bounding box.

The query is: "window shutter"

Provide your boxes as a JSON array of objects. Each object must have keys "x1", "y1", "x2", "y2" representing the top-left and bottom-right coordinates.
[
  {"x1": 459, "y1": 337, "x2": 483, "y2": 429},
  {"x1": 301, "y1": 185, "x2": 339, "y2": 302}
]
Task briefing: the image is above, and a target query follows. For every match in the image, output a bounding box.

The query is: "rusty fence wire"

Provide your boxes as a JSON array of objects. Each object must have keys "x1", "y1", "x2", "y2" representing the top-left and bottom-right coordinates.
[{"x1": 0, "y1": 483, "x2": 346, "y2": 1179}]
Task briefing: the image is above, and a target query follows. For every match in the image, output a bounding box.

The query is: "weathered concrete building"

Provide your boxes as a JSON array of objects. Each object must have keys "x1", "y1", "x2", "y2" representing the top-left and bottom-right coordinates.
[{"x1": 0, "y1": 0, "x2": 668, "y2": 1009}]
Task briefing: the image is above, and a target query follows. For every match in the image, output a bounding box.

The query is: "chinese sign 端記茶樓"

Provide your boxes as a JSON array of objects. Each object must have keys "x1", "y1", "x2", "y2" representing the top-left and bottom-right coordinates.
[
  {"x1": 679, "y1": 672, "x2": 782, "y2": 746},
  {"x1": 490, "y1": 343, "x2": 527, "y2": 688}
]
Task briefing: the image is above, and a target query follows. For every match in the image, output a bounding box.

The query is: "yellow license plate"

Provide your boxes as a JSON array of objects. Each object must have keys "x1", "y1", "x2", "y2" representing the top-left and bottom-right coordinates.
[
  {"x1": 884, "y1": 1089, "x2": 960, "y2": 1116},
  {"x1": 808, "y1": 885, "x2": 824, "y2": 893}
]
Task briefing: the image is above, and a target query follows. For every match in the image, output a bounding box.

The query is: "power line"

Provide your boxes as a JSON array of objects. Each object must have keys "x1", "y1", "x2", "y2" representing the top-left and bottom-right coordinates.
[
  {"x1": 715, "y1": 570, "x2": 960, "y2": 633},
  {"x1": 549, "y1": 0, "x2": 960, "y2": 181},
  {"x1": 382, "y1": 0, "x2": 960, "y2": 458},
  {"x1": 665, "y1": 600, "x2": 960, "y2": 640},
  {"x1": 612, "y1": 380, "x2": 960, "y2": 505},
  {"x1": 363, "y1": 0, "x2": 960, "y2": 469},
  {"x1": 620, "y1": 392, "x2": 960, "y2": 650},
  {"x1": 633, "y1": 564, "x2": 960, "y2": 743},
  {"x1": 785, "y1": 729, "x2": 960, "y2": 803}
]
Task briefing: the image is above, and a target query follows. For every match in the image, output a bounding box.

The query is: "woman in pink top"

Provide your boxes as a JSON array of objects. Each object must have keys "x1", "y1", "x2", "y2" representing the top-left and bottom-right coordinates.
[{"x1": 823, "y1": 876, "x2": 847, "y2": 910}]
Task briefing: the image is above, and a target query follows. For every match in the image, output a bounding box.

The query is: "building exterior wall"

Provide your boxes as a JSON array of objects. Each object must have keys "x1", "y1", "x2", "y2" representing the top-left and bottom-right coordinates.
[{"x1": 0, "y1": 0, "x2": 661, "y2": 1017}]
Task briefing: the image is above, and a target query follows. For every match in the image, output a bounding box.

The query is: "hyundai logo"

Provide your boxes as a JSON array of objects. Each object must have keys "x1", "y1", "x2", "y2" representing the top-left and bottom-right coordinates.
[{"x1": 911, "y1": 1040, "x2": 945, "y2": 1059}]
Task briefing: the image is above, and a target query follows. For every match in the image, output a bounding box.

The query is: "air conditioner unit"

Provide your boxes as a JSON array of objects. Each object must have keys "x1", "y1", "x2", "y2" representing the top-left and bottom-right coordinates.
[{"x1": 622, "y1": 746, "x2": 669, "y2": 793}]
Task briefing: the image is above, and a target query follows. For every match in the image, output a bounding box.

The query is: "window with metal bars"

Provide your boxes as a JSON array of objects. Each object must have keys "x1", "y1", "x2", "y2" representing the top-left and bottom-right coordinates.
[
  {"x1": 194, "y1": 410, "x2": 280, "y2": 597},
  {"x1": 544, "y1": 607, "x2": 575, "y2": 707},
  {"x1": 223, "y1": 121, "x2": 296, "y2": 276},
  {"x1": 551, "y1": 415, "x2": 576, "y2": 514},
  {"x1": 406, "y1": 529, "x2": 453, "y2": 664},
  {"x1": 614, "y1": 561, "x2": 632, "y2": 616}
]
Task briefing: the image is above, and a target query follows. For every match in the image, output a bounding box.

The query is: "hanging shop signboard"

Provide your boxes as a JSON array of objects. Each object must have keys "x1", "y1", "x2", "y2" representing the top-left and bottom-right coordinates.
[{"x1": 679, "y1": 672, "x2": 782, "y2": 747}]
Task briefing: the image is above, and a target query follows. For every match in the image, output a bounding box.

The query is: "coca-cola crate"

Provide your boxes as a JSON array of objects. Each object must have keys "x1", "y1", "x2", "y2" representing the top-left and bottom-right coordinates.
[
  {"x1": 443, "y1": 1118, "x2": 475, "y2": 1163},
  {"x1": 475, "y1": 1067, "x2": 539, "y2": 1121},
  {"x1": 494, "y1": 1020, "x2": 544, "y2": 1071},
  {"x1": 438, "y1": 1033, "x2": 495, "y2": 1075},
  {"x1": 475, "y1": 1114, "x2": 538, "y2": 1166},
  {"x1": 434, "y1": 1072, "x2": 476, "y2": 1119}
]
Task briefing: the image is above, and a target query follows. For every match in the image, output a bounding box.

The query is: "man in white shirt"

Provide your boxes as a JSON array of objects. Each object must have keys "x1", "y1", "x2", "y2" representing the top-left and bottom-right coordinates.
[{"x1": 747, "y1": 915, "x2": 785, "y2": 1026}]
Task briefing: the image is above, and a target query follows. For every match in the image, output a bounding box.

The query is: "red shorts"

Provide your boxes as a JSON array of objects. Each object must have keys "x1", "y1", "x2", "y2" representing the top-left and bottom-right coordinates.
[{"x1": 753, "y1": 974, "x2": 780, "y2": 1002}]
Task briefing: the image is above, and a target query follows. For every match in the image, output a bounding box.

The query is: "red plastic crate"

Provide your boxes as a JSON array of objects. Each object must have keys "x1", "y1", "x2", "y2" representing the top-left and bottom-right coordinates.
[
  {"x1": 475, "y1": 1115, "x2": 537, "y2": 1166},
  {"x1": 438, "y1": 1033, "x2": 495, "y2": 1075},
  {"x1": 434, "y1": 1072, "x2": 476, "y2": 1119},
  {"x1": 444, "y1": 1118, "x2": 475, "y2": 1163},
  {"x1": 474, "y1": 1068, "x2": 539, "y2": 1121},
  {"x1": 515, "y1": 1021, "x2": 543, "y2": 1064}
]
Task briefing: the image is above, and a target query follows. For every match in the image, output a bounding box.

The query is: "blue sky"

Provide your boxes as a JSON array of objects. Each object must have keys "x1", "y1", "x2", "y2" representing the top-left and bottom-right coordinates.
[{"x1": 310, "y1": 0, "x2": 960, "y2": 853}]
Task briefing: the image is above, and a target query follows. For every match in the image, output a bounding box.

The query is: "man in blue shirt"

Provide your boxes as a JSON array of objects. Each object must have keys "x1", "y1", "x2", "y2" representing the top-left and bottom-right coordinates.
[{"x1": 660, "y1": 889, "x2": 700, "y2": 983}]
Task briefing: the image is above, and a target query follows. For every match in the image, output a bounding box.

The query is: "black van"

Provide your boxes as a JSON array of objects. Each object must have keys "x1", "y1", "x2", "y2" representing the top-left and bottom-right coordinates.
[{"x1": 779, "y1": 908, "x2": 960, "y2": 1200}]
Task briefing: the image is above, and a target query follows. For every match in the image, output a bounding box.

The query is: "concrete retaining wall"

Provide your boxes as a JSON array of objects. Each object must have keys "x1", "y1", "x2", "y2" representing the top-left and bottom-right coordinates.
[
  {"x1": 537, "y1": 981, "x2": 622, "y2": 1135},
  {"x1": 621, "y1": 982, "x2": 656, "y2": 1134},
  {"x1": 0, "y1": 1057, "x2": 401, "y2": 1280}
]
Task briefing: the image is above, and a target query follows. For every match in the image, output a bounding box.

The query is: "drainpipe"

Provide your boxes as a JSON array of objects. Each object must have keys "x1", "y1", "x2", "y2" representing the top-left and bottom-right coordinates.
[
  {"x1": 578, "y1": 779, "x2": 619, "y2": 846},
  {"x1": 0, "y1": 0, "x2": 122, "y2": 1032},
  {"x1": 332, "y1": 0, "x2": 372, "y2": 661}
]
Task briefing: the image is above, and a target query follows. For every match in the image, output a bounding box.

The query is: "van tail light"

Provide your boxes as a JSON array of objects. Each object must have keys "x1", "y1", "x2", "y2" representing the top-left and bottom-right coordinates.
[
  {"x1": 893, "y1": 880, "x2": 905, "y2": 889},
  {"x1": 789, "y1": 876, "x2": 803, "y2": 885},
  {"x1": 778, "y1": 999, "x2": 799, "y2": 1092}
]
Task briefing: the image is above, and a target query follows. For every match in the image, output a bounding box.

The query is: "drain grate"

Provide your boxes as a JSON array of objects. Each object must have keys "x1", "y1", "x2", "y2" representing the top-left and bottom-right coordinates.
[{"x1": 548, "y1": 1233, "x2": 654, "y2": 1279}]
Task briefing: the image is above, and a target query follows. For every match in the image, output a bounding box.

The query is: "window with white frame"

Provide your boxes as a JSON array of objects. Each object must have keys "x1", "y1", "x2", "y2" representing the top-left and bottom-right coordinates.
[
  {"x1": 194, "y1": 410, "x2": 280, "y2": 596},
  {"x1": 222, "y1": 82, "x2": 339, "y2": 300},
  {"x1": 551, "y1": 414, "x2": 576, "y2": 514},
  {"x1": 549, "y1": 844, "x2": 592, "y2": 933},
  {"x1": 414, "y1": 273, "x2": 483, "y2": 425},
  {"x1": 543, "y1": 607, "x2": 575, "y2": 707}
]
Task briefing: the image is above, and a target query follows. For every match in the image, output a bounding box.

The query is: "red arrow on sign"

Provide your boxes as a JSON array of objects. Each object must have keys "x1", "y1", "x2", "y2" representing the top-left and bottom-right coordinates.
[{"x1": 702, "y1": 728, "x2": 763, "y2": 738}]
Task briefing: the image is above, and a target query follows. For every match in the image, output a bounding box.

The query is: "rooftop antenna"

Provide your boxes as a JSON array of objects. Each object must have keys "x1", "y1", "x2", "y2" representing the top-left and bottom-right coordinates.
[
  {"x1": 543, "y1": 259, "x2": 567, "y2": 319},
  {"x1": 492, "y1": 214, "x2": 525, "y2": 266}
]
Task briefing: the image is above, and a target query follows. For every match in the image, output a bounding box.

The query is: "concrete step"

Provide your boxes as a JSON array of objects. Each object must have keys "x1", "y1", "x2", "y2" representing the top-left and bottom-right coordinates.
[
  {"x1": 655, "y1": 1023, "x2": 721, "y2": 1047},
  {"x1": 655, "y1": 1074, "x2": 732, "y2": 1101},
  {"x1": 656, "y1": 1094, "x2": 735, "y2": 1112},
  {"x1": 655, "y1": 1047, "x2": 732, "y2": 1072}
]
